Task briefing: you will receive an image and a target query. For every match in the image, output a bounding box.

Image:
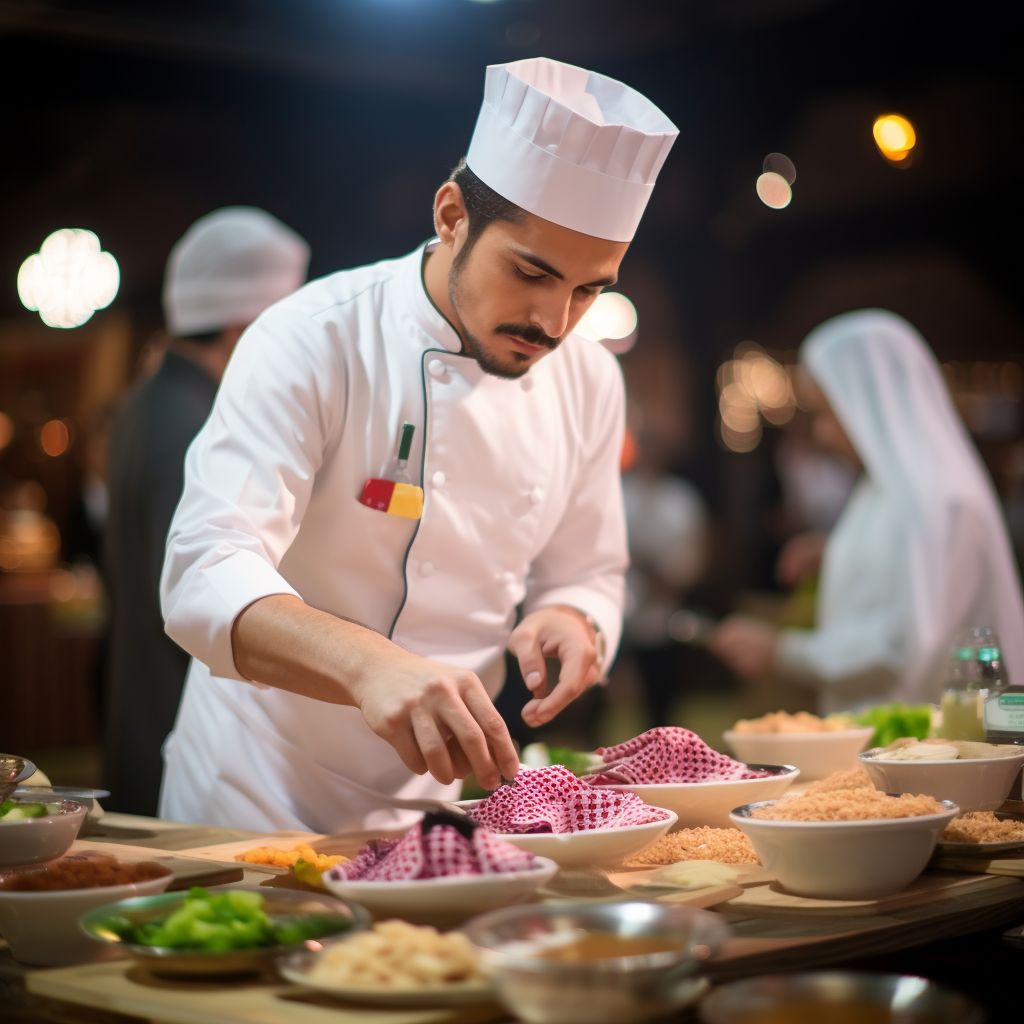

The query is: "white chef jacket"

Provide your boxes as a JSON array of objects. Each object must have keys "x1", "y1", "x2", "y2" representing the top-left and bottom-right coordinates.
[{"x1": 158, "y1": 241, "x2": 628, "y2": 833}]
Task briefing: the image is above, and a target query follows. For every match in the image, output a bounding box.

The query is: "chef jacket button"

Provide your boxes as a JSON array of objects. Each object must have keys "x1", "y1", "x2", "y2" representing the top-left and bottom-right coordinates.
[
  {"x1": 529, "y1": 487, "x2": 544, "y2": 505},
  {"x1": 427, "y1": 359, "x2": 447, "y2": 379},
  {"x1": 419, "y1": 561, "x2": 435, "y2": 577},
  {"x1": 503, "y1": 571, "x2": 516, "y2": 583},
  {"x1": 431, "y1": 471, "x2": 446, "y2": 487}
]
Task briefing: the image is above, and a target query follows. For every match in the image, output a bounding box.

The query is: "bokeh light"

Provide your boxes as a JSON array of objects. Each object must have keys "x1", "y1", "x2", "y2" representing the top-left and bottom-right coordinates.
[
  {"x1": 716, "y1": 345, "x2": 796, "y2": 452},
  {"x1": 0, "y1": 412, "x2": 13, "y2": 452},
  {"x1": 756, "y1": 171, "x2": 792, "y2": 209},
  {"x1": 17, "y1": 228, "x2": 119, "y2": 328},
  {"x1": 873, "y1": 114, "x2": 916, "y2": 163},
  {"x1": 39, "y1": 419, "x2": 71, "y2": 457},
  {"x1": 574, "y1": 292, "x2": 638, "y2": 354}
]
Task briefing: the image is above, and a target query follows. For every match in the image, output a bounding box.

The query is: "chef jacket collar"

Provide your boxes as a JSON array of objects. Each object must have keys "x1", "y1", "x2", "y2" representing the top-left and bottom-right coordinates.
[{"x1": 404, "y1": 238, "x2": 464, "y2": 356}]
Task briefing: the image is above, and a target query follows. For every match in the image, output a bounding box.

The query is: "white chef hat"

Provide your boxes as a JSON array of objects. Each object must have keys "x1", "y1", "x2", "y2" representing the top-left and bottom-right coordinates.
[
  {"x1": 163, "y1": 207, "x2": 310, "y2": 336},
  {"x1": 466, "y1": 58, "x2": 678, "y2": 243}
]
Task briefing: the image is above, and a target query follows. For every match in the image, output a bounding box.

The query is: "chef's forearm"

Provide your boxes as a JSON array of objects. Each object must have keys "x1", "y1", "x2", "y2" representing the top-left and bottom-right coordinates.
[{"x1": 229, "y1": 594, "x2": 389, "y2": 706}]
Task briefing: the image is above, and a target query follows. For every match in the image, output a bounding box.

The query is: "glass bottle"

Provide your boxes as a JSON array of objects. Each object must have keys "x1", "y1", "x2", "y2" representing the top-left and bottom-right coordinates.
[
  {"x1": 983, "y1": 631, "x2": 1024, "y2": 747},
  {"x1": 938, "y1": 627, "x2": 1001, "y2": 741},
  {"x1": 387, "y1": 423, "x2": 415, "y2": 485}
]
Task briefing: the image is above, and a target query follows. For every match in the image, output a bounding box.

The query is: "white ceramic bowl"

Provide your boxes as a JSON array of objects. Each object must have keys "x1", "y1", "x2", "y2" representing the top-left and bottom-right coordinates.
[
  {"x1": 322, "y1": 857, "x2": 559, "y2": 926},
  {"x1": 858, "y1": 748, "x2": 1024, "y2": 812},
  {"x1": 0, "y1": 872, "x2": 173, "y2": 965},
  {"x1": 0, "y1": 798, "x2": 87, "y2": 868},
  {"x1": 730, "y1": 799, "x2": 959, "y2": 899},
  {"x1": 599, "y1": 770, "x2": 798, "y2": 831},
  {"x1": 723, "y1": 729, "x2": 874, "y2": 782},
  {"x1": 486, "y1": 812, "x2": 678, "y2": 868}
]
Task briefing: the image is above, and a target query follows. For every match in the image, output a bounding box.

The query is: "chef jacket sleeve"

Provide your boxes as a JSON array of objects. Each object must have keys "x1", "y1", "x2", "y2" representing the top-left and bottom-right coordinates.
[
  {"x1": 160, "y1": 306, "x2": 346, "y2": 681},
  {"x1": 522, "y1": 349, "x2": 628, "y2": 672}
]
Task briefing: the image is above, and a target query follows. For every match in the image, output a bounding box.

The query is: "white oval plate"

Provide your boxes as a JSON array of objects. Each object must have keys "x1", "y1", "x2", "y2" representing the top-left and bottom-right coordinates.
[
  {"x1": 454, "y1": 806, "x2": 677, "y2": 868},
  {"x1": 279, "y1": 948, "x2": 495, "y2": 1007}
]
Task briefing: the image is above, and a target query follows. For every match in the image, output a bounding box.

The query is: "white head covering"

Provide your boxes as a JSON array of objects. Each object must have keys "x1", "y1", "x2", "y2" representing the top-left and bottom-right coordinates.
[
  {"x1": 163, "y1": 207, "x2": 310, "y2": 336},
  {"x1": 796, "y1": 309, "x2": 1024, "y2": 704},
  {"x1": 466, "y1": 57, "x2": 678, "y2": 242}
]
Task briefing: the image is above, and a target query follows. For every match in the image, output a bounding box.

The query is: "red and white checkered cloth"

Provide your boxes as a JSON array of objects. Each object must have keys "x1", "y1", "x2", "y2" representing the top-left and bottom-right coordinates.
[
  {"x1": 585, "y1": 727, "x2": 773, "y2": 785},
  {"x1": 327, "y1": 822, "x2": 537, "y2": 882},
  {"x1": 470, "y1": 766, "x2": 671, "y2": 834}
]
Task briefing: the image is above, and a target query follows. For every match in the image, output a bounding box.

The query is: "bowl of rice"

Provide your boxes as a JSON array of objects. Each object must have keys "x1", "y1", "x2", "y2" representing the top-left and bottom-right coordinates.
[
  {"x1": 859, "y1": 739, "x2": 1024, "y2": 812},
  {"x1": 724, "y1": 712, "x2": 874, "y2": 782},
  {"x1": 729, "y1": 789, "x2": 958, "y2": 899}
]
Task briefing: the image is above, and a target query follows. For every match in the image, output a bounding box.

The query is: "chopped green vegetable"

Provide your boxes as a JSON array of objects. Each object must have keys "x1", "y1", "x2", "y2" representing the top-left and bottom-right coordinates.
[
  {"x1": 0, "y1": 800, "x2": 47, "y2": 822},
  {"x1": 856, "y1": 702, "x2": 933, "y2": 748},
  {"x1": 545, "y1": 746, "x2": 595, "y2": 777},
  {"x1": 96, "y1": 887, "x2": 352, "y2": 953}
]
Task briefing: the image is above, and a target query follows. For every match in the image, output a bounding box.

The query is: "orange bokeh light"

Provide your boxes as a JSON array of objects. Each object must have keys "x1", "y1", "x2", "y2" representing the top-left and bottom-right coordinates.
[{"x1": 40, "y1": 419, "x2": 70, "y2": 457}]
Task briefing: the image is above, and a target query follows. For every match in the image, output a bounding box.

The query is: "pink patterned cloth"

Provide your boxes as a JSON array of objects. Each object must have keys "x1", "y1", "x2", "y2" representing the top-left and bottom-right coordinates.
[
  {"x1": 327, "y1": 823, "x2": 537, "y2": 882},
  {"x1": 585, "y1": 727, "x2": 774, "y2": 785},
  {"x1": 470, "y1": 766, "x2": 671, "y2": 834}
]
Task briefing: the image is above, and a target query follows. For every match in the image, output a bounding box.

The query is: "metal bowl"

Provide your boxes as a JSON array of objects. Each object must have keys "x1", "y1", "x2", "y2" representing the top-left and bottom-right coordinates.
[
  {"x1": 462, "y1": 900, "x2": 730, "y2": 1024},
  {"x1": 699, "y1": 972, "x2": 985, "y2": 1023},
  {"x1": 80, "y1": 885, "x2": 371, "y2": 977},
  {"x1": 1, "y1": 755, "x2": 37, "y2": 804}
]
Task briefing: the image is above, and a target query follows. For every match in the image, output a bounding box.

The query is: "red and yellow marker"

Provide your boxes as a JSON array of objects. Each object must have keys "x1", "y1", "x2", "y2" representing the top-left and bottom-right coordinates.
[{"x1": 360, "y1": 478, "x2": 423, "y2": 519}]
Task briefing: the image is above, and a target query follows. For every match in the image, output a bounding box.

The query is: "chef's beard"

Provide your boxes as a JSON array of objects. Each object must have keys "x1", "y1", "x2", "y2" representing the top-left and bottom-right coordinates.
[{"x1": 448, "y1": 256, "x2": 561, "y2": 380}]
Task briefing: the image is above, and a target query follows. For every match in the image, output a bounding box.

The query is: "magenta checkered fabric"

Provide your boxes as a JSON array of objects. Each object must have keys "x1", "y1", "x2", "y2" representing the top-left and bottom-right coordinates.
[
  {"x1": 586, "y1": 727, "x2": 773, "y2": 785},
  {"x1": 327, "y1": 823, "x2": 537, "y2": 882},
  {"x1": 470, "y1": 766, "x2": 671, "y2": 834}
]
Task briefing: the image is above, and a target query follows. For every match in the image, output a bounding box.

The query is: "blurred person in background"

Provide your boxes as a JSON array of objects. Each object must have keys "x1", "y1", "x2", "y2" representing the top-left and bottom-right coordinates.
[
  {"x1": 620, "y1": 422, "x2": 709, "y2": 727},
  {"x1": 711, "y1": 309, "x2": 1024, "y2": 712},
  {"x1": 103, "y1": 207, "x2": 309, "y2": 815}
]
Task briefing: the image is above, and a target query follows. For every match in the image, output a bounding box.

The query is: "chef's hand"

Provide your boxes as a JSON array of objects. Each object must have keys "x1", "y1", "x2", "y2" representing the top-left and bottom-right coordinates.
[
  {"x1": 352, "y1": 649, "x2": 521, "y2": 791},
  {"x1": 709, "y1": 615, "x2": 779, "y2": 679},
  {"x1": 508, "y1": 606, "x2": 602, "y2": 728},
  {"x1": 775, "y1": 531, "x2": 827, "y2": 587}
]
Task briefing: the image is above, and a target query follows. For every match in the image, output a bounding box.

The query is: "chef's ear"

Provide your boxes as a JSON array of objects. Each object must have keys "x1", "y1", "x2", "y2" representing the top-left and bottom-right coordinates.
[{"x1": 433, "y1": 181, "x2": 470, "y2": 252}]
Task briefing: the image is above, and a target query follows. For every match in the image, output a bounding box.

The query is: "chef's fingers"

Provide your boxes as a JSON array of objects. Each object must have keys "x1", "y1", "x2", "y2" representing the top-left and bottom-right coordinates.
[
  {"x1": 386, "y1": 722, "x2": 429, "y2": 776},
  {"x1": 410, "y1": 709, "x2": 456, "y2": 786},
  {"x1": 440, "y1": 698, "x2": 506, "y2": 790},
  {"x1": 445, "y1": 733, "x2": 474, "y2": 780},
  {"x1": 521, "y1": 645, "x2": 599, "y2": 727},
  {"x1": 460, "y1": 684, "x2": 521, "y2": 783},
  {"x1": 507, "y1": 625, "x2": 548, "y2": 696}
]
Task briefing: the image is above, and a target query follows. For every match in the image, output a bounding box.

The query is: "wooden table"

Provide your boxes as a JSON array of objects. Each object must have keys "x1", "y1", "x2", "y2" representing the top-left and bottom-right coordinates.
[{"x1": 8, "y1": 814, "x2": 1024, "y2": 1024}]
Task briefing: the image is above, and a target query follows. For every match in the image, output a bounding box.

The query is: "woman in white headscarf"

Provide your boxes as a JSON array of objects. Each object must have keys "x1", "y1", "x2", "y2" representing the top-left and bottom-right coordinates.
[{"x1": 711, "y1": 309, "x2": 1024, "y2": 712}]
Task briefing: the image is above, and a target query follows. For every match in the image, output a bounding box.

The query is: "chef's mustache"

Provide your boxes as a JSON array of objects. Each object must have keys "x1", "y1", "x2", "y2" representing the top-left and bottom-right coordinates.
[{"x1": 494, "y1": 323, "x2": 561, "y2": 349}]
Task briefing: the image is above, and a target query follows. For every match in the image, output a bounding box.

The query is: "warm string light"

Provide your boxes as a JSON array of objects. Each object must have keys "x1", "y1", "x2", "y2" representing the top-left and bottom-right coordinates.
[
  {"x1": 17, "y1": 229, "x2": 119, "y2": 328},
  {"x1": 716, "y1": 345, "x2": 796, "y2": 452},
  {"x1": 873, "y1": 114, "x2": 916, "y2": 164}
]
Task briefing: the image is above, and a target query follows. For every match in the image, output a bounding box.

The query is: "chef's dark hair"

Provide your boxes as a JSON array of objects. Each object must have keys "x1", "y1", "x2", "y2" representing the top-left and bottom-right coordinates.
[{"x1": 446, "y1": 160, "x2": 525, "y2": 249}]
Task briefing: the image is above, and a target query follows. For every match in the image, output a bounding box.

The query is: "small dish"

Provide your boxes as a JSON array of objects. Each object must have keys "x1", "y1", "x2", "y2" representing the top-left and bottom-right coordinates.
[
  {"x1": 322, "y1": 857, "x2": 559, "y2": 925},
  {"x1": 462, "y1": 810, "x2": 678, "y2": 868},
  {"x1": 0, "y1": 797, "x2": 87, "y2": 868},
  {"x1": 80, "y1": 886, "x2": 370, "y2": 977},
  {"x1": 724, "y1": 729, "x2": 874, "y2": 782},
  {"x1": 279, "y1": 944, "x2": 496, "y2": 1007},
  {"x1": 730, "y1": 799, "x2": 959, "y2": 899},
  {"x1": 598, "y1": 768, "x2": 798, "y2": 830},
  {"x1": 859, "y1": 748, "x2": 1024, "y2": 812},
  {"x1": 15, "y1": 785, "x2": 110, "y2": 819},
  {"x1": 0, "y1": 865, "x2": 172, "y2": 966},
  {"x1": 463, "y1": 900, "x2": 730, "y2": 1024}
]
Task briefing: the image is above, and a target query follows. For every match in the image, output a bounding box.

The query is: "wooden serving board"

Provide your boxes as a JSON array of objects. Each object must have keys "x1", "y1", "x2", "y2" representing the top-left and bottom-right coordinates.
[
  {"x1": 69, "y1": 841, "x2": 244, "y2": 890},
  {"x1": 26, "y1": 959, "x2": 508, "y2": 1024},
  {"x1": 723, "y1": 871, "x2": 1002, "y2": 916}
]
